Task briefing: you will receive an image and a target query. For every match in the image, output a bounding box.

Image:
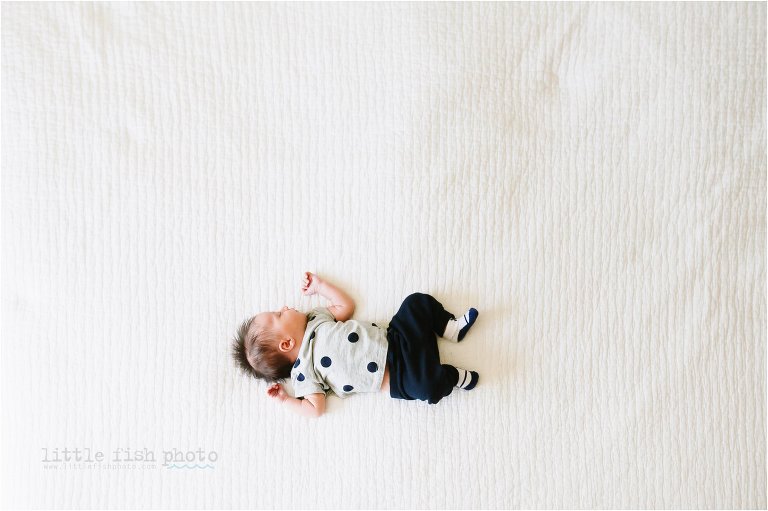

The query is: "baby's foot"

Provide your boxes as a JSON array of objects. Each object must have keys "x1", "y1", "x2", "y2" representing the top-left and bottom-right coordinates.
[
  {"x1": 454, "y1": 367, "x2": 479, "y2": 390},
  {"x1": 441, "y1": 308, "x2": 479, "y2": 342}
]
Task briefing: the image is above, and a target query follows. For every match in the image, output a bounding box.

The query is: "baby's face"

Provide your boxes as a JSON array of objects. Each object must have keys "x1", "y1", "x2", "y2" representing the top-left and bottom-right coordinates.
[{"x1": 253, "y1": 306, "x2": 307, "y2": 341}]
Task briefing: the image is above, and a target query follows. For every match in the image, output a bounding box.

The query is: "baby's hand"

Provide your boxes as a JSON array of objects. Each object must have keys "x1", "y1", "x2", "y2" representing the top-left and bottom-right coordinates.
[
  {"x1": 267, "y1": 383, "x2": 289, "y2": 402},
  {"x1": 301, "y1": 271, "x2": 321, "y2": 296}
]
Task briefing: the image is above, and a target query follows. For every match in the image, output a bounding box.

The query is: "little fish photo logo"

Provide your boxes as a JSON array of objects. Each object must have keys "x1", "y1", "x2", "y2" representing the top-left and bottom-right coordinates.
[{"x1": 40, "y1": 447, "x2": 218, "y2": 471}]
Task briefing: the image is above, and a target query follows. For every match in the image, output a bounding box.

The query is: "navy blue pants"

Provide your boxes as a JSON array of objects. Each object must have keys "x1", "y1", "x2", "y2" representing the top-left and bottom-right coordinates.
[{"x1": 386, "y1": 293, "x2": 460, "y2": 404}]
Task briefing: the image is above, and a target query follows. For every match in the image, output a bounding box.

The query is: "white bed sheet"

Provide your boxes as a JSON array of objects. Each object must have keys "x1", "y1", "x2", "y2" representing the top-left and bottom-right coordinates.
[{"x1": 1, "y1": 2, "x2": 765, "y2": 508}]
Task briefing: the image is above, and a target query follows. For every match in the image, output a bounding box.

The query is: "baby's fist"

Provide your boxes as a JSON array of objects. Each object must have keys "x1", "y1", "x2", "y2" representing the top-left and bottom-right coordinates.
[
  {"x1": 267, "y1": 383, "x2": 288, "y2": 402},
  {"x1": 301, "y1": 272, "x2": 320, "y2": 296}
]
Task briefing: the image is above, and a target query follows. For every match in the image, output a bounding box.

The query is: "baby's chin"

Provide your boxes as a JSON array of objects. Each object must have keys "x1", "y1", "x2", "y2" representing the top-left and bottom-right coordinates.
[{"x1": 291, "y1": 309, "x2": 308, "y2": 325}]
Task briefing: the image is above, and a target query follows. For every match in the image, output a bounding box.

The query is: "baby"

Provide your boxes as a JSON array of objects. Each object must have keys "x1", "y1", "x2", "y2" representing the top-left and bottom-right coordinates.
[{"x1": 231, "y1": 272, "x2": 480, "y2": 418}]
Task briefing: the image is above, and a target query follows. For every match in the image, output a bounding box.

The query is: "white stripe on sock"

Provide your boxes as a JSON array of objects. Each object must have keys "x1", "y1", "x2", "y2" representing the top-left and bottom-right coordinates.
[
  {"x1": 457, "y1": 368, "x2": 468, "y2": 388},
  {"x1": 443, "y1": 319, "x2": 459, "y2": 341},
  {"x1": 457, "y1": 310, "x2": 471, "y2": 332}
]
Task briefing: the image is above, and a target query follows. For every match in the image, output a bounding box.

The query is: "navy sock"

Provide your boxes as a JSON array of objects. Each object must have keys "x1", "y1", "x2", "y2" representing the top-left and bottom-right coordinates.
[{"x1": 458, "y1": 308, "x2": 479, "y2": 341}]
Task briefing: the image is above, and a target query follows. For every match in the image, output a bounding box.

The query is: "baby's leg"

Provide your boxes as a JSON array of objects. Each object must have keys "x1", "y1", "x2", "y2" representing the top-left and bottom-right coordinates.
[
  {"x1": 426, "y1": 364, "x2": 479, "y2": 403},
  {"x1": 426, "y1": 364, "x2": 459, "y2": 404},
  {"x1": 394, "y1": 292, "x2": 479, "y2": 342},
  {"x1": 394, "y1": 293, "x2": 456, "y2": 336}
]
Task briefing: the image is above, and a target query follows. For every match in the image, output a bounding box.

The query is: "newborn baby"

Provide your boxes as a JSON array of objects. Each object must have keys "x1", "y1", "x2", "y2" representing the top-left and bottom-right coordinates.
[{"x1": 232, "y1": 272, "x2": 480, "y2": 418}]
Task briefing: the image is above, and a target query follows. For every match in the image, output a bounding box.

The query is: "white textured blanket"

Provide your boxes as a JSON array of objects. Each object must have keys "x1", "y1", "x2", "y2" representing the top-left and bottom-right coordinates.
[{"x1": 1, "y1": 2, "x2": 765, "y2": 509}]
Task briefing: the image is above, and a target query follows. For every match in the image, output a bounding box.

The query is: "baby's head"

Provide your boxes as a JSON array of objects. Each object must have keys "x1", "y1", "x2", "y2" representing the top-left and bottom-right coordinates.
[{"x1": 231, "y1": 306, "x2": 308, "y2": 383}]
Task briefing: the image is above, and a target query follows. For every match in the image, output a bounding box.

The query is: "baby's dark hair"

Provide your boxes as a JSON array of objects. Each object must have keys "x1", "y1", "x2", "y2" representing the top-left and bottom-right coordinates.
[{"x1": 231, "y1": 316, "x2": 293, "y2": 383}]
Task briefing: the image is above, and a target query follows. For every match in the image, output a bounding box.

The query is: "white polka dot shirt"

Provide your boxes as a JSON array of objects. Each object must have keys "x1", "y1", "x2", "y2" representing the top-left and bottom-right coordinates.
[{"x1": 291, "y1": 307, "x2": 389, "y2": 399}]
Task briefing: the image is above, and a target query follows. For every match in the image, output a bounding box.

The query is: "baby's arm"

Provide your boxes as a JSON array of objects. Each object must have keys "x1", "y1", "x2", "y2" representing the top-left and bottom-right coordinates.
[
  {"x1": 267, "y1": 383, "x2": 326, "y2": 418},
  {"x1": 301, "y1": 272, "x2": 355, "y2": 321}
]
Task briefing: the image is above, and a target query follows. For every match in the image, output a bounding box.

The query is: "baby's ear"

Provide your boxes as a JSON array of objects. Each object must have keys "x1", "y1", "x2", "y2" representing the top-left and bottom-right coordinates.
[{"x1": 278, "y1": 338, "x2": 294, "y2": 352}]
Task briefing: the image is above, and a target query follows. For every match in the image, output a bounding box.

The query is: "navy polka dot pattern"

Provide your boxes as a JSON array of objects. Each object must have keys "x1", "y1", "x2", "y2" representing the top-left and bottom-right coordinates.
[{"x1": 292, "y1": 306, "x2": 390, "y2": 397}]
